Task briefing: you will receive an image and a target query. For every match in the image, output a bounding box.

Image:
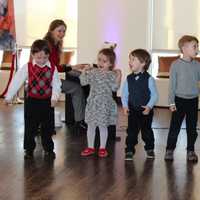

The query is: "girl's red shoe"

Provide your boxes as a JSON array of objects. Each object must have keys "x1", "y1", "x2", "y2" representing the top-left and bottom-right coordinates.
[
  {"x1": 81, "y1": 148, "x2": 95, "y2": 156},
  {"x1": 98, "y1": 148, "x2": 108, "y2": 158}
]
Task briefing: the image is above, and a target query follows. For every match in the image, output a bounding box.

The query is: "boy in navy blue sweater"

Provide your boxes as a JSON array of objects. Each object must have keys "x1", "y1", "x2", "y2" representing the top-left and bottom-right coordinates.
[{"x1": 122, "y1": 49, "x2": 158, "y2": 160}]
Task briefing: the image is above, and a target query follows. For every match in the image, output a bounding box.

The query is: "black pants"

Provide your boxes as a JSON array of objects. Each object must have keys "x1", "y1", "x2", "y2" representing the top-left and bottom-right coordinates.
[
  {"x1": 24, "y1": 98, "x2": 54, "y2": 152},
  {"x1": 125, "y1": 109, "x2": 154, "y2": 153},
  {"x1": 49, "y1": 107, "x2": 55, "y2": 133},
  {"x1": 166, "y1": 96, "x2": 198, "y2": 151}
]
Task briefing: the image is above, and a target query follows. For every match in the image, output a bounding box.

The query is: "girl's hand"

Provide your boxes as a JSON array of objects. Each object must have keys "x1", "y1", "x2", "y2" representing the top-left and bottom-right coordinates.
[
  {"x1": 51, "y1": 100, "x2": 57, "y2": 107},
  {"x1": 113, "y1": 69, "x2": 122, "y2": 77},
  {"x1": 142, "y1": 106, "x2": 151, "y2": 115},
  {"x1": 169, "y1": 105, "x2": 176, "y2": 112},
  {"x1": 123, "y1": 107, "x2": 129, "y2": 115},
  {"x1": 113, "y1": 69, "x2": 122, "y2": 84}
]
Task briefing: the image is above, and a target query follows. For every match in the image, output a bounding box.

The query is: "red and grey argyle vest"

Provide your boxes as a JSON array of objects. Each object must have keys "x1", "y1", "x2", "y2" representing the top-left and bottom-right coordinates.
[{"x1": 27, "y1": 62, "x2": 55, "y2": 99}]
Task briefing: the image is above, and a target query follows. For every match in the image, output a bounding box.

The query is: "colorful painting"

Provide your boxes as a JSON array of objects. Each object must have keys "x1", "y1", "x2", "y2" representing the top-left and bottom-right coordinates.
[{"x1": 0, "y1": 0, "x2": 15, "y2": 50}]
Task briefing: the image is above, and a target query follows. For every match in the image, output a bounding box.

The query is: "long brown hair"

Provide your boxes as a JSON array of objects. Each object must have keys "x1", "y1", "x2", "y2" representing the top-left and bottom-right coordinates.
[{"x1": 43, "y1": 19, "x2": 67, "y2": 53}]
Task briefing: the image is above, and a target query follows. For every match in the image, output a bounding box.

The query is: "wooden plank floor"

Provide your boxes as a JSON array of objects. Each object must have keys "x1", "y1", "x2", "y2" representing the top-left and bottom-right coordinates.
[{"x1": 1, "y1": 99, "x2": 200, "y2": 200}]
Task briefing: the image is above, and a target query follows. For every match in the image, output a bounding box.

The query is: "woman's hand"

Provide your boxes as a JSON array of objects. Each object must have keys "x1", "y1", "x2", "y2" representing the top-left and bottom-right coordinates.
[
  {"x1": 72, "y1": 64, "x2": 90, "y2": 71},
  {"x1": 78, "y1": 64, "x2": 93, "y2": 72}
]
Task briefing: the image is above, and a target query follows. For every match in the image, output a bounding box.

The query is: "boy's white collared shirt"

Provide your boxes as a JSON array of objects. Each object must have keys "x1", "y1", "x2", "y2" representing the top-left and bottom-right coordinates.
[
  {"x1": 5, "y1": 59, "x2": 61, "y2": 101},
  {"x1": 32, "y1": 60, "x2": 51, "y2": 68}
]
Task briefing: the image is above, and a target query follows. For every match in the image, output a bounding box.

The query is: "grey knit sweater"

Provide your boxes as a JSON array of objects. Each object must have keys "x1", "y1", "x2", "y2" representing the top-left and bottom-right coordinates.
[{"x1": 169, "y1": 58, "x2": 200, "y2": 104}]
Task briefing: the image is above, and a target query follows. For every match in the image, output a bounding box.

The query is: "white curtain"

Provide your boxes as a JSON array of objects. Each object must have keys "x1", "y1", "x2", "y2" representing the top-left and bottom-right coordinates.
[
  {"x1": 14, "y1": 0, "x2": 77, "y2": 48},
  {"x1": 152, "y1": 0, "x2": 200, "y2": 51}
]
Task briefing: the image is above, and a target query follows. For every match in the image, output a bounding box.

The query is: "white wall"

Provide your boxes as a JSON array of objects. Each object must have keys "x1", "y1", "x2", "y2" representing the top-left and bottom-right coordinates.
[
  {"x1": 77, "y1": 0, "x2": 150, "y2": 90},
  {"x1": 153, "y1": 0, "x2": 200, "y2": 51},
  {"x1": 1, "y1": 1, "x2": 150, "y2": 97},
  {"x1": 14, "y1": 0, "x2": 77, "y2": 48}
]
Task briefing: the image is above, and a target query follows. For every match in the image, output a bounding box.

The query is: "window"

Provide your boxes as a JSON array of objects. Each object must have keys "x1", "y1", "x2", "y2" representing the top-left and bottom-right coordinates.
[
  {"x1": 14, "y1": 0, "x2": 77, "y2": 48},
  {"x1": 152, "y1": 0, "x2": 200, "y2": 51},
  {"x1": 150, "y1": 0, "x2": 200, "y2": 77},
  {"x1": 13, "y1": 0, "x2": 78, "y2": 68}
]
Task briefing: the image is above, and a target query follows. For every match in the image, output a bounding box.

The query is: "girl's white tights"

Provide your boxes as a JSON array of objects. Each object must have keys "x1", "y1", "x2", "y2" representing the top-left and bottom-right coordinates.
[{"x1": 87, "y1": 123, "x2": 108, "y2": 149}]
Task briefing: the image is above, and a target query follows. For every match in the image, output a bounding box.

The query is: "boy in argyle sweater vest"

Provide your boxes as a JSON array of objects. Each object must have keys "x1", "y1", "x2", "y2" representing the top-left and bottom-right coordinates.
[{"x1": 5, "y1": 39, "x2": 61, "y2": 159}]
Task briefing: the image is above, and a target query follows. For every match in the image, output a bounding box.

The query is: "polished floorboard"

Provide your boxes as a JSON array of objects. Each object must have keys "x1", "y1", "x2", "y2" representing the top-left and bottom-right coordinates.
[{"x1": 1, "y1": 100, "x2": 200, "y2": 200}]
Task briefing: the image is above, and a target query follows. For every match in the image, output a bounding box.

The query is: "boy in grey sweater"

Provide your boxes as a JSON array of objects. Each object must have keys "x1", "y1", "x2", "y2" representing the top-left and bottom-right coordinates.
[{"x1": 165, "y1": 35, "x2": 200, "y2": 162}]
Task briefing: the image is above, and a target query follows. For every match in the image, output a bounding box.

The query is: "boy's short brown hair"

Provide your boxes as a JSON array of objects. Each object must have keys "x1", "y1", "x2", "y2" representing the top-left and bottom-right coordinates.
[
  {"x1": 31, "y1": 39, "x2": 50, "y2": 55},
  {"x1": 130, "y1": 49, "x2": 151, "y2": 71},
  {"x1": 178, "y1": 35, "x2": 199, "y2": 52}
]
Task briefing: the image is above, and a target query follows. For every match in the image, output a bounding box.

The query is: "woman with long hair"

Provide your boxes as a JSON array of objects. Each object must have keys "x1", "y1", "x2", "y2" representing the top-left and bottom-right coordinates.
[{"x1": 44, "y1": 19, "x2": 86, "y2": 133}]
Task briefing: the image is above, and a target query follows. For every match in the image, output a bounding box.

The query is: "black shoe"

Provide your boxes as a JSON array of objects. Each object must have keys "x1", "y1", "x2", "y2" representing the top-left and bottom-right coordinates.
[
  {"x1": 44, "y1": 151, "x2": 56, "y2": 159},
  {"x1": 24, "y1": 151, "x2": 33, "y2": 159},
  {"x1": 125, "y1": 152, "x2": 134, "y2": 161},
  {"x1": 164, "y1": 150, "x2": 174, "y2": 161},
  {"x1": 187, "y1": 151, "x2": 198, "y2": 162},
  {"x1": 146, "y1": 150, "x2": 155, "y2": 159}
]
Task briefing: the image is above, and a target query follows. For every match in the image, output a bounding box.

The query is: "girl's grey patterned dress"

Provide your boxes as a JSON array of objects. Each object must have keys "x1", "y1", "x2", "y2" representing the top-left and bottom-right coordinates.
[{"x1": 80, "y1": 68, "x2": 120, "y2": 126}]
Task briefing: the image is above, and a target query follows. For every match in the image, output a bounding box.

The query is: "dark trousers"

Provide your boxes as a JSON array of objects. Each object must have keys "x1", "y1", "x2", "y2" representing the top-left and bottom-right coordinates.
[
  {"x1": 166, "y1": 96, "x2": 198, "y2": 151},
  {"x1": 49, "y1": 107, "x2": 55, "y2": 133},
  {"x1": 125, "y1": 109, "x2": 154, "y2": 153},
  {"x1": 24, "y1": 98, "x2": 54, "y2": 152}
]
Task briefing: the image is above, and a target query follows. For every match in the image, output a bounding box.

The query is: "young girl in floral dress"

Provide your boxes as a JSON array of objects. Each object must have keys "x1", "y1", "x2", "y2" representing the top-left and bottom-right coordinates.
[{"x1": 80, "y1": 48, "x2": 121, "y2": 157}]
